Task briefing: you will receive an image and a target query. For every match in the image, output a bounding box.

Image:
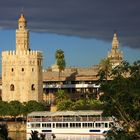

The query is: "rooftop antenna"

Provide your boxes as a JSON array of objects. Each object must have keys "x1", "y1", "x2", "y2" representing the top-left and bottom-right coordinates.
[
  {"x1": 113, "y1": 29, "x2": 118, "y2": 35},
  {"x1": 21, "y1": 7, "x2": 24, "y2": 15}
]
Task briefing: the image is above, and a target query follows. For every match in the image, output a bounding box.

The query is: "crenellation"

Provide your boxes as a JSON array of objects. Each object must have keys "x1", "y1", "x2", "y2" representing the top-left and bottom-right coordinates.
[{"x1": 2, "y1": 50, "x2": 42, "y2": 58}]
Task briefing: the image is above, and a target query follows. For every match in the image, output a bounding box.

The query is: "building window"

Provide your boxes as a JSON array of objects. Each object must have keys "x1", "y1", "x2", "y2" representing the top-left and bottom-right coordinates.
[
  {"x1": 10, "y1": 84, "x2": 15, "y2": 91},
  {"x1": 11, "y1": 68, "x2": 14, "y2": 72},
  {"x1": 31, "y1": 84, "x2": 35, "y2": 91},
  {"x1": 22, "y1": 68, "x2": 24, "y2": 72},
  {"x1": 32, "y1": 68, "x2": 34, "y2": 72}
]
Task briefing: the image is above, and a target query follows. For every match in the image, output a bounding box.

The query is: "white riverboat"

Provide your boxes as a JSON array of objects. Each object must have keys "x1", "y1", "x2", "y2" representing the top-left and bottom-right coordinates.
[{"x1": 26, "y1": 110, "x2": 114, "y2": 138}]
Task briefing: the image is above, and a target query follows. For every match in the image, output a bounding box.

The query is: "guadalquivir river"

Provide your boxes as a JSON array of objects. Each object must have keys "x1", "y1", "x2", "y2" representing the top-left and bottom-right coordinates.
[{"x1": 8, "y1": 132, "x2": 105, "y2": 140}]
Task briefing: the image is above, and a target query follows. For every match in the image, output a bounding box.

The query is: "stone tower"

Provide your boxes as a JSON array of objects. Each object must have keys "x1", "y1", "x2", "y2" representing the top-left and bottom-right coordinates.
[
  {"x1": 108, "y1": 33, "x2": 123, "y2": 67},
  {"x1": 2, "y1": 14, "x2": 43, "y2": 102}
]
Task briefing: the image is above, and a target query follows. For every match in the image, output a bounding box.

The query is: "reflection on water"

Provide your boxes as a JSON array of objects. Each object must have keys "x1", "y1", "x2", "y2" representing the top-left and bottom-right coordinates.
[
  {"x1": 8, "y1": 132, "x2": 26, "y2": 140},
  {"x1": 9, "y1": 132, "x2": 105, "y2": 140},
  {"x1": 50, "y1": 134, "x2": 105, "y2": 140}
]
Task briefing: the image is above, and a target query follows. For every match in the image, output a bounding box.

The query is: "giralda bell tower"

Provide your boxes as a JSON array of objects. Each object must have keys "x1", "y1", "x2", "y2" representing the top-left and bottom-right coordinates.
[{"x1": 2, "y1": 14, "x2": 43, "y2": 102}]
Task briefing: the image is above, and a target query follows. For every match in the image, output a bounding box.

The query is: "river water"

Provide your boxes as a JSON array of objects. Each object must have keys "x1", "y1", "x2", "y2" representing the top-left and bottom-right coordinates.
[{"x1": 8, "y1": 132, "x2": 105, "y2": 140}]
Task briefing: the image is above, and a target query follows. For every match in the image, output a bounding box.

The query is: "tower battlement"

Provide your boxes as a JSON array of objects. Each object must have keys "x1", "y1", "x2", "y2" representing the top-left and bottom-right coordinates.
[{"x1": 2, "y1": 50, "x2": 42, "y2": 57}]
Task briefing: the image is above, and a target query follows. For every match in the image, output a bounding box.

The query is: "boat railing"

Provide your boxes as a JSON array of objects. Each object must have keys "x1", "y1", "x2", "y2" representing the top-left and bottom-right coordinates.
[{"x1": 27, "y1": 117, "x2": 113, "y2": 122}]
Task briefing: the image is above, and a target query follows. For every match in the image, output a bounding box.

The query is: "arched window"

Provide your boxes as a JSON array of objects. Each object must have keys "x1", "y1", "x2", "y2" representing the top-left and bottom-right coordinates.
[
  {"x1": 10, "y1": 84, "x2": 15, "y2": 91},
  {"x1": 31, "y1": 84, "x2": 35, "y2": 91},
  {"x1": 22, "y1": 68, "x2": 24, "y2": 72},
  {"x1": 32, "y1": 68, "x2": 34, "y2": 72},
  {"x1": 11, "y1": 68, "x2": 14, "y2": 72}
]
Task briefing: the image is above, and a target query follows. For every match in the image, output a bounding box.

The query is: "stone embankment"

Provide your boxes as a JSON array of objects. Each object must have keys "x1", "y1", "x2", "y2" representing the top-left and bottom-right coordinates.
[{"x1": 7, "y1": 122, "x2": 26, "y2": 132}]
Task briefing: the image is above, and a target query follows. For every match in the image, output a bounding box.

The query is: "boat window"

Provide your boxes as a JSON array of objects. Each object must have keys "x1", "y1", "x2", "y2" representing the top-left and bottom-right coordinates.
[
  {"x1": 88, "y1": 123, "x2": 92, "y2": 127},
  {"x1": 63, "y1": 123, "x2": 68, "y2": 128},
  {"x1": 53, "y1": 123, "x2": 55, "y2": 128},
  {"x1": 95, "y1": 123, "x2": 101, "y2": 128},
  {"x1": 56, "y1": 123, "x2": 62, "y2": 128},
  {"x1": 105, "y1": 123, "x2": 108, "y2": 128},
  {"x1": 70, "y1": 123, "x2": 75, "y2": 128},
  {"x1": 90, "y1": 130, "x2": 100, "y2": 132},
  {"x1": 83, "y1": 123, "x2": 87, "y2": 128},
  {"x1": 31, "y1": 123, "x2": 40, "y2": 128},
  {"x1": 101, "y1": 123, "x2": 104, "y2": 128},
  {"x1": 35, "y1": 123, "x2": 40, "y2": 128},
  {"x1": 47, "y1": 123, "x2": 51, "y2": 128},
  {"x1": 42, "y1": 123, "x2": 47, "y2": 127},
  {"x1": 42, "y1": 130, "x2": 52, "y2": 132},
  {"x1": 42, "y1": 123, "x2": 51, "y2": 128},
  {"x1": 76, "y1": 123, "x2": 81, "y2": 128}
]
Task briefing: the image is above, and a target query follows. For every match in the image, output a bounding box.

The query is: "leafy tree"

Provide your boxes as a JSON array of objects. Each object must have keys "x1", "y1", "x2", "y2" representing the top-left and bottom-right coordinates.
[
  {"x1": 56, "y1": 90, "x2": 69, "y2": 102},
  {"x1": 0, "y1": 101, "x2": 9, "y2": 117},
  {"x1": 57, "y1": 99, "x2": 73, "y2": 111},
  {"x1": 8, "y1": 100, "x2": 24, "y2": 119},
  {"x1": 99, "y1": 61, "x2": 140, "y2": 139},
  {"x1": 55, "y1": 49, "x2": 66, "y2": 80},
  {"x1": 55, "y1": 90, "x2": 104, "y2": 111},
  {"x1": 98, "y1": 58, "x2": 112, "y2": 81},
  {"x1": 25, "y1": 100, "x2": 45, "y2": 113}
]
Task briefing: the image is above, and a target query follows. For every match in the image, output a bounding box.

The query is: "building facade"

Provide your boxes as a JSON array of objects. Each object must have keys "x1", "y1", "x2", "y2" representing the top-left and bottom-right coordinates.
[
  {"x1": 43, "y1": 66, "x2": 100, "y2": 103},
  {"x1": 2, "y1": 14, "x2": 43, "y2": 102},
  {"x1": 42, "y1": 33, "x2": 123, "y2": 103}
]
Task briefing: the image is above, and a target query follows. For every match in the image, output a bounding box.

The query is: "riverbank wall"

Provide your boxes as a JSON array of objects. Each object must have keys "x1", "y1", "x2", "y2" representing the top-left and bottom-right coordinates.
[{"x1": 7, "y1": 122, "x2": 26, "y2": 132}]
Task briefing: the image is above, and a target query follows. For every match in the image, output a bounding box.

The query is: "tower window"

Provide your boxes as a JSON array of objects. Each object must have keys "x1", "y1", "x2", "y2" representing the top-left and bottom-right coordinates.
[
  {"x1": 32, "y1": 68, "x2": 34, "y2": 72},
  {"x1": 10, "y1": 84, "x2": 15, "y2": 91},
  {"x1": 31, "y1": 84, "x2": 35, "y2": 91},
  {"x1": 22, "y1": 68, "x2": 24, "y2": 72},
  {"x1": 11, "y1": 68, "x2": 14, "y2": 72}
]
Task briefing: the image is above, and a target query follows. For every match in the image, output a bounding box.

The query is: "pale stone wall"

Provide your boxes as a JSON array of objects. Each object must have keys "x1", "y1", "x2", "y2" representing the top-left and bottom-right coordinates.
[
  {"x1": 7, "y1": 122, "x2": 26, "y2": 132},
  {"x1": 2, "y1": 51, "x2": 43, "y2": 102},
  {"x1": 1, "y1": 14, "x2": 43, "y2": 102}
]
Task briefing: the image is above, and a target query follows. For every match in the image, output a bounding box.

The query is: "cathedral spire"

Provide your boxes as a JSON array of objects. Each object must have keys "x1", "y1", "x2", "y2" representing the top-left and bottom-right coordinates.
[
  {"x1": 112, "y1": 32, "x2": 119, "y2": 50},
  {"x1": 107, "y1": 32, "x2": 123, "y2": 67}
]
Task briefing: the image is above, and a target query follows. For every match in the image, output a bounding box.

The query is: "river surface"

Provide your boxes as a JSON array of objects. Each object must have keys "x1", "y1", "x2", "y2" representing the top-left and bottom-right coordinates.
[{"x1": 8, "y1": 132, "x2": 105, "y2": 140}]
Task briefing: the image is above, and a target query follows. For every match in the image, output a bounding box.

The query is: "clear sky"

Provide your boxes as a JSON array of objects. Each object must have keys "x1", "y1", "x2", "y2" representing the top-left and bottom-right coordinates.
[{"x1": 0, "y1": 0, "x2": 140, "y2": 70}]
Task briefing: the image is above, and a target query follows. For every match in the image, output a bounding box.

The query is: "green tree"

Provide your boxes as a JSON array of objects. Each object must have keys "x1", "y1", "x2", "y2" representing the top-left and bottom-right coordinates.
[
  {"x1": 8, "y1": 100, "x2": 24, "y2": 118},
  {"x1": 57, "y1": 99, "x2": 73, "y2": 111},
  {"x1": 56, "y1": 90, "x2": 69, "y2": 102},
  {"x1": 25, "y1": 100, "x2": 45, "y2": 113},
  {"x1": 0, "y1": 101, "x2": 9, "y2": 117},
  {"x1": 99, "y1": 61, "x2": 140, "y2": 139},
  {"x1": 98, "y1": 58, "x2": 112, "y2": 81},
  {"x1": 55, "y1": 49, "x2": 66, "y2": 80},
  {"x1": 55, "y1": 90, "x2": 104, "y2": 111}
]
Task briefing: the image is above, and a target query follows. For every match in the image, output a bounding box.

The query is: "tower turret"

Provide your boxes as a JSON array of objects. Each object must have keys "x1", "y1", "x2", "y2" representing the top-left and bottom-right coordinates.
[
  {"x1": 18, "y1": 14, "x2": 27, "y2": 30},
  {"x1": 16, "y1": 14, "x2": 29, "y2": 51}
]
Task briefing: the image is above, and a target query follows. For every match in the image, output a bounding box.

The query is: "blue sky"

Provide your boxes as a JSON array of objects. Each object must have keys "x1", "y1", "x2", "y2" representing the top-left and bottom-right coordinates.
[
  {"x1": 0, "y1": 29, "x2": 139, "y2": 69},
  {"x1": 0, "y1": 0, "x2": 140, "y2": 70}
]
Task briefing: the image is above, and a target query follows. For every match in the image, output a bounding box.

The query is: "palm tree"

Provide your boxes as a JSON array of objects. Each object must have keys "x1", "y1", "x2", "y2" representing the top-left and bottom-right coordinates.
[
  {"x1": 98, "y1": 58, "x2": 112, "y2": 81},
  {"x1": 55, "y1": 49, "x2": 66, "y2": 81}
]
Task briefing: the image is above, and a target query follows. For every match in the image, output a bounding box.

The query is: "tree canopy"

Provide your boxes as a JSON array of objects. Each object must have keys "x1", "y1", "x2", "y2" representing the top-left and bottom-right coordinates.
[
  {"x1": 0, "y1": 100, "x2": 46, "y2": 119},
  {"x1": 98, "y1": 61, "x2": 140, "y2": 139}
]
